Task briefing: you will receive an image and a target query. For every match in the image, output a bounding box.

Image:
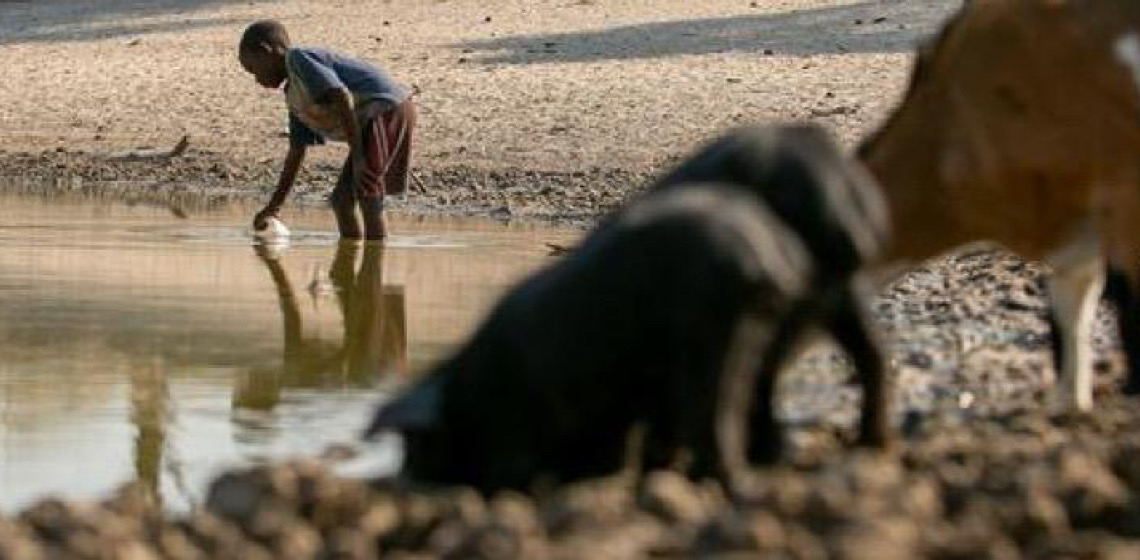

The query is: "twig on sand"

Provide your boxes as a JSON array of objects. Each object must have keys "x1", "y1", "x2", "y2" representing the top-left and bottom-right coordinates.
[
  {"x1": 102, "y1": 135, "x2": 191, "y2": 161},
  {"x1": 168, "y1": 135, "x2": 190, "y2": 158},
  {"x1": 410, "y1": 170, "x2": 428, "y2": 193}
]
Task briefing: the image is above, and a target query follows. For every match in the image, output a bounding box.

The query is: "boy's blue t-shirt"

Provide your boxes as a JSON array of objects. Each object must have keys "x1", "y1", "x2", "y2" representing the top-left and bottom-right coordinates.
[{"x1": 284, "y1": 47, "x2": 410, "y2": 146}]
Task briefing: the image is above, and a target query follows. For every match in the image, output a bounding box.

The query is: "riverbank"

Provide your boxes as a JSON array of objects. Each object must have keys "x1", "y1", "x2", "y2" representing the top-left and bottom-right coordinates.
[
  {"x1": 0, "y1": 0, "x2": 962, "y2": 225},
  {"x1": 0, "y1": 146, "x2": 649, "y2": 228}
]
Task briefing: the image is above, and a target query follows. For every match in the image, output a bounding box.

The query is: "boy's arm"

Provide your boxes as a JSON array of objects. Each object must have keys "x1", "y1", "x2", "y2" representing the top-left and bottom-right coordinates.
[{"x1": 255, "y1": 143, "x2": 307, "y2": 228}]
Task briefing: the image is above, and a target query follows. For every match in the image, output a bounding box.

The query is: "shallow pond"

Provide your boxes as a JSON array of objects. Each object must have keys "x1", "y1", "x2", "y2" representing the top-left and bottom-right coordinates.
[{"x1": 0, "y1": 194, "x2": 577, "y2": 512}]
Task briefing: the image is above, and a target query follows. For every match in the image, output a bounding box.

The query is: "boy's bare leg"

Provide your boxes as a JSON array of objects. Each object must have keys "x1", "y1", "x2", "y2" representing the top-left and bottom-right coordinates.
[
  {"x1": 360, "y1": 196, "x2": 387, "y2": 240},
  {"x1": 333, "y1": 202, "x2": 363, "y2": 239},
  {"x1": 331, "y1": 164, "x2": 364, "y2": 239}
]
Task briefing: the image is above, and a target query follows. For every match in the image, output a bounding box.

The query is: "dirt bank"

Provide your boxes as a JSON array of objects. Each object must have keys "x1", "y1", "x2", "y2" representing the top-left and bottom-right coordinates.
[{"x1": 8, "y1": 401, "x2": 1140, "y2": 559}]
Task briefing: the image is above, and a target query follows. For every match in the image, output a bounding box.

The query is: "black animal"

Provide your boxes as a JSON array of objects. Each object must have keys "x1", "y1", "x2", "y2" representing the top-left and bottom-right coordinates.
[
  {"x1": 649, "y1": 124, "x2": 891, "y2": 461},
  {"x1": 367, "y1": 182, "x2": 808, "y2": 493},
  {"x1": 365, "y1": 125, "x2": 890, "y2": 494}
]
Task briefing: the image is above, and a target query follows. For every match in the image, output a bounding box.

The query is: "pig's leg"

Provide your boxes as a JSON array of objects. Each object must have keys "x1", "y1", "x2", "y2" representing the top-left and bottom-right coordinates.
[
  {"x1": 705, "y1": 313, "x2": 782, "y2": 492},
  {"x1": 640, "y1": 419, "x2": 679, "y2": 473},
  {"x1": 746, "y1": 300, "x2": 813, "y2": 465},
  {"x1": 658, "y1": 313, "x2": 738, "y2": 483},
  {"x1": 826, "y1": 281, "x2": 890, "y2": 448}
]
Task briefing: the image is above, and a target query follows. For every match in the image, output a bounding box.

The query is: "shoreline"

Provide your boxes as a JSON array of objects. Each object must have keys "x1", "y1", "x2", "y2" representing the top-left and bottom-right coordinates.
[{"x1": 0, "y1": 146, "x2": 658, "y2": 229}]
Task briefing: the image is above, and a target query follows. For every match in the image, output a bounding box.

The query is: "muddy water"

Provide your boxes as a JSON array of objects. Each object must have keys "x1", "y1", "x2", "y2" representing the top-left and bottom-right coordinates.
[{"x1": 0, "y1": 194, "x2": 577, "y2": 512}]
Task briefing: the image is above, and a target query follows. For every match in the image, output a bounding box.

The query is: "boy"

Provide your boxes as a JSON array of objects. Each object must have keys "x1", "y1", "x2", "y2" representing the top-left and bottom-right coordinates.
[{"x1": 238, "y1": 20, "x2": 416, "y2": 240}]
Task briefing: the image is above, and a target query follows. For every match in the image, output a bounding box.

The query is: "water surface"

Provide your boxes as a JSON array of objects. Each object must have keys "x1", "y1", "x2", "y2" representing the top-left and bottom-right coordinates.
[{"x1": 0, "y1": 194, "x2": 576, "y2": 511}]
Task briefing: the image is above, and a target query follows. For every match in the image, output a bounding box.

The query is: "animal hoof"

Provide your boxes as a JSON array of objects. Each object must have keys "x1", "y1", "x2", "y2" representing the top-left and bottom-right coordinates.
[
  {"x1": 856, "y1": 434, "x2": 894, "y2": 452},
  {"x1": 856, "y1": 418, "x2": 892, "y2": 449},
  {"x1": 746, "y1": 441, "x2": 784, "y2": 466},
  {"x1": 1122, "y1": 380, "x2": 1140, "y2": 396}
]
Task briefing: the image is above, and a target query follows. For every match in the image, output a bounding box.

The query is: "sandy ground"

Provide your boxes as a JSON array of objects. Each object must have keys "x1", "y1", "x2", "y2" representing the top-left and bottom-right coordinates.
[{"x1": 0, "y1": 0, "x2": 962, "y2": 221}]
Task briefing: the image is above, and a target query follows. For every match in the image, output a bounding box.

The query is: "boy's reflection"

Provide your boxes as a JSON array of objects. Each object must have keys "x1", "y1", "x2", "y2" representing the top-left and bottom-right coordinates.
[
  {"x1": 234, "y1": 241, "x2": 407, "y2": 412},
  {"x1": 129, "y1": 360, "x2": 167, "y2": 504}
]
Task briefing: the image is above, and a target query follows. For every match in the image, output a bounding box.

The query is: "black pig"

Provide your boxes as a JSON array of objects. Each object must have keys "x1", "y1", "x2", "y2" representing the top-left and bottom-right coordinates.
[
  {"x1": 651, "y1": 124, "x2": 891, "y2": 461},
  {"x1": 367, "y1": 183, "x2": 808, "y2": 494},
  {"x1": 366, "y1": 124, "x2": 891, "y2": 494}
]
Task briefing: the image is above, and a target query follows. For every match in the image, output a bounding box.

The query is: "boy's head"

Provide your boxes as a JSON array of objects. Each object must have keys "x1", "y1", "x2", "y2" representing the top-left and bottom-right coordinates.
[{"x1": 238, "y1": 20, "x2": 291, "y2": 89}]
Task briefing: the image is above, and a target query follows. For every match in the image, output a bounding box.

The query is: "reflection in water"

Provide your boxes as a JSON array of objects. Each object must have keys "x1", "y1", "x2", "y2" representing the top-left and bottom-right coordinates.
[
  {"x1": 130, "y1": 360, "x2": 168, "y2": 505},
  {"x1": 129, "y1": 359, "x2": 194, "y2": 508},
  {"x1": 0, "y1": 194, "x2": 574, "y2": 511},
  {"x1": 233, "y1": 241, "x2": 408, "y2": 414}
]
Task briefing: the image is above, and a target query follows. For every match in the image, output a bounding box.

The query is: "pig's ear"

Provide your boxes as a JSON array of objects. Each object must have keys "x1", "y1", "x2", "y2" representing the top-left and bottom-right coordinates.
[{"x1": 362, "y1": 377, "x2": 442, "y2": 439}]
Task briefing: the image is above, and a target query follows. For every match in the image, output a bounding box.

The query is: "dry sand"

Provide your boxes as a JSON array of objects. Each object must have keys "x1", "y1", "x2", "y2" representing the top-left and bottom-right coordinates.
[{"x1": 0, "y1": 0, "x2": 962, "y2": 221}]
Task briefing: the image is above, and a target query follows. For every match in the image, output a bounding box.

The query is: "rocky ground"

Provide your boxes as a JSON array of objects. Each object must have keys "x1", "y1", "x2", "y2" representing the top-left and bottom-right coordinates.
[{"x1": 8, "y1": 403, "x2": 1140, "y2": 559}]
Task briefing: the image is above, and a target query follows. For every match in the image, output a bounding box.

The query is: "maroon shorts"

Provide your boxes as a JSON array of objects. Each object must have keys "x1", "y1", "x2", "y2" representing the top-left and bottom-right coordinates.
[{"x1": 334, "y1": 99, "x2": 417, "y2": 201}]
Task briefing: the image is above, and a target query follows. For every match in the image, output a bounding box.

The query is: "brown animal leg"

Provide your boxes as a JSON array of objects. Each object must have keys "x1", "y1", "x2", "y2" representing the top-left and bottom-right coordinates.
[{"x1": 1046, "y1": 226, "x2": 1105, "y2": 413}]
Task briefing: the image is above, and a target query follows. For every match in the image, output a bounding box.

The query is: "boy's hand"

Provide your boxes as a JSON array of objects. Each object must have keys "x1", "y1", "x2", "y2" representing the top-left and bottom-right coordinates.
[
  {"x1": 253, "y1": 206, "x2": 278, "y2": 230},
  {"x1": 260, "y1": 144, "x2": 307, "y2": 228}
]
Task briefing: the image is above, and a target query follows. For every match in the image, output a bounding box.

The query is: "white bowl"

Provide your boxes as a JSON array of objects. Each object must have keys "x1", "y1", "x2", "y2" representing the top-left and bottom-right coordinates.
[{"x1": 254, "y1": 216, "x2": 291, "y2": 239}]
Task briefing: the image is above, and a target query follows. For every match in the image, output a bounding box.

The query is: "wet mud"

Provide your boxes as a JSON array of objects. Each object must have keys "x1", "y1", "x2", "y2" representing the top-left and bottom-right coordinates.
[{"x1": 0, "y1": 148, "x2": 651, "y2": 228}]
